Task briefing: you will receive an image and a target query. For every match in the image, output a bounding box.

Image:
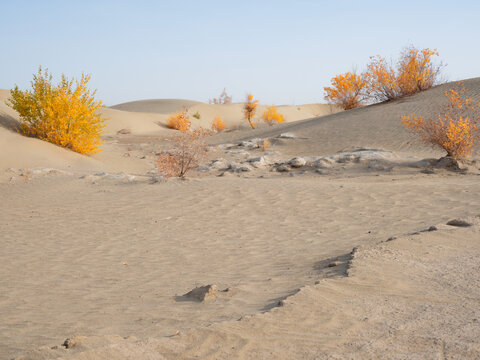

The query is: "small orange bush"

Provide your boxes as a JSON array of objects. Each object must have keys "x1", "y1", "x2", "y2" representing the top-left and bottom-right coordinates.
[
  {"x1": 261, "y1": 106, "x2": 284, "y2": 125},
  {"x1": 156, "y1": 128, "x2": 210, "y2": 178},
  {"x1": 401, "y1": 85, "x2": 480, "y2": 161},
  {"x1": 7, "y1": 67, "x2": 106, "y2": 155},
  {"x1": 260, "y1": 139, "x2": 270, "y2": 151},
  {"x1": 167, "y1": 110, "x2": 191, "y2": 132},
  {"x1": 244, "y1": 94, "x2": 259, "y2": 129},
  {"x1": 324, "y1": 72, "x2": 368, "y2": 109},
  {"x1": 211, "y1": 115, "x2": 226, "y2": 132}
]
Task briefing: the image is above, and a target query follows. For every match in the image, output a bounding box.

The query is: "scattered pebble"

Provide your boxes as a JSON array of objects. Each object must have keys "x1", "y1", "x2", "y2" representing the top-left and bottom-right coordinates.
[
  {"x1": 289, "y1": 157, "x2": 307, "y2": 168},
  {"x1": 446, "y1": 219, "x2": 472, "y2": 227},
  {"x1": 278, "y1": 133, "x2": 295, "y2": 139},
  {"x1": 328, "y1": 261, "x2": 341, "y2": 267},
  {"x1": 117, "y1": 128, "x2": 131, "y2": 135},
  {"x1": 183, "y1": 285, "x2": 217, "y2": 302},
  {"x1": 275, "y1": 164, "x2": 291, "y2": 172}
]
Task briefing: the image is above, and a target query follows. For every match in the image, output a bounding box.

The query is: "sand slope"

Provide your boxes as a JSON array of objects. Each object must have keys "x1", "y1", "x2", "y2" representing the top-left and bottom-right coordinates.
[
  {"x1": 0, "y1": 90, "x2": 102, "y2": 175},
  {"x1": 14, "y1": 216, "x2": 480, "y2": 359},
  {"x1": 209, "y1": 78, "x2": 480, "y2": 159},
  {"x1": 4, "y1": 175, "x2": 480, "y2": 359}
]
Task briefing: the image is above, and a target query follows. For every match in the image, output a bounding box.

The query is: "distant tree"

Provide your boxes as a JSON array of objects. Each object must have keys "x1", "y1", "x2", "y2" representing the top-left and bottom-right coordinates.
[
  {"x1": 209, "y1": 88, "x2": 232, "y2": 104},
  {"x1": 244, "y1": 94, "x2": 259, "y2": 129}
]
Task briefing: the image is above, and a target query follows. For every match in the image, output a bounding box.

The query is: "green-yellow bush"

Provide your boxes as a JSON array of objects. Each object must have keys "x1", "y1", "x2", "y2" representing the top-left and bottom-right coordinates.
[{"x1": 7, "y1": 67, "x2": 106, "y2": 155}]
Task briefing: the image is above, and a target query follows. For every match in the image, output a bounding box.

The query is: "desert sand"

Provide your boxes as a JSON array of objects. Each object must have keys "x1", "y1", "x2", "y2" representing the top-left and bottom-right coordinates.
[{"x1": 1, "y1": 79, "x2": 480, "y2": 359}]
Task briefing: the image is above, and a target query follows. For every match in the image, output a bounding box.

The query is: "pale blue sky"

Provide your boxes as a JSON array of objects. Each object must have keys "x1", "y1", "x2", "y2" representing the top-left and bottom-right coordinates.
[{"x1": 2, "y1": 0, "x2": 479, "y2": 105}]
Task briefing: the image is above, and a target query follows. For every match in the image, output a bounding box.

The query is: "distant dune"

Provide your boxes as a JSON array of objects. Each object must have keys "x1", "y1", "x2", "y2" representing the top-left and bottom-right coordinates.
[
  {"x1": 107, "y1": 98, "x2": 341, "y2": 136},
  {"x1": 111, "y1": 98, "x2": 203, "y2": 114}
]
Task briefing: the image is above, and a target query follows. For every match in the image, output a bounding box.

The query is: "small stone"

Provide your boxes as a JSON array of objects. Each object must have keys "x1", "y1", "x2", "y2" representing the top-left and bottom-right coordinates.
[
  {"x1": 315, "y1": 158, "x2": 334, "y2": 169},
  {"x1": 427, "y1": 226, "x2": 437, "y2": 231},
  {"x1": 247, "y1": 156, "x2": 271, "y2": 168},
  {"x1": 289, "y1": 157, "x2": 307, "y2": 168},
  {"x1": 386, "y1": 236, "x2": 396, "y2": 242},
  {"x1": 183, "y1": 285, "x2": 217, "y2": 301},
  {"x1": 117, "y1": 128, "x2": 131, "y2": 135},
  {"x1": 328, "y1": 261, "x2": 341, "y2": 267},
  {"x1": 228, "y1": 163, "x2": 252, "y2": 173},
  {"x1": 446, "y1": 219, "x2": 472, "y2": 227},
  {"x1": 62, "y1": 336, "x2": 87, "y2": 349},
  {"x1": 278, "y1": 133, "x2": 295, "y2": 139},
  {"x1": 210, "y1": 160, "x2": 228, "y2": 170},
  {"x1": 275, "y1": 164, "x2": 291, "y2": 172}
]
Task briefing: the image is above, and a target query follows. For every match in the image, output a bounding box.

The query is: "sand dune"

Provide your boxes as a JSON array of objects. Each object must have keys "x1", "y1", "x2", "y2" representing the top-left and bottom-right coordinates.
[
  {"x1": 2, "y1": 79, "x2": 480, "y2": 359},
  {"x1": 209, "y1": 77, "x2": 480, "y2": 158}
]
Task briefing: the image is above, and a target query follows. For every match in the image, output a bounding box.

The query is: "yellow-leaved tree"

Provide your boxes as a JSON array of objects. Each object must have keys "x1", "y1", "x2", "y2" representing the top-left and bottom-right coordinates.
[
  {"x1": 244, "y1": 94, "x2": 259, "y2": 129},
  {"x1": 7, "y1": 67, "x2": 106, "y2": 155}
]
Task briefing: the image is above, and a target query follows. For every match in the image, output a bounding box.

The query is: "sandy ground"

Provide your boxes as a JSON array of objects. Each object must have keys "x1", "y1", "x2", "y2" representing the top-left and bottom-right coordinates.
[{"x1": 1, "y1": 79, "x2": 480, "y2": 359}]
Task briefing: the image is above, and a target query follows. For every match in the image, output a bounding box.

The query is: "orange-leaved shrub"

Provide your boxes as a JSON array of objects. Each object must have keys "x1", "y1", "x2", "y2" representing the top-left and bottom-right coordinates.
[
  {"x1": 325, "y1": 46, "x2": 443, "y2": 108},
  {"x1": 366, "y1": 46, "x2": 442, "y2": 102},
  {"x1": 261, "y1": 105, "x2": 284, "y2": 125},
  {"x1": 7, "y1": 67, "x2": 106, "y2": 155},
  {"x1": 401, "y1": 84, "x2": 480, "y2": 161},
  {"x1": 397, "y1": 47, "x2": 441, "y2": 96},
  {"x1": 156, "y1": 128, "x2": 211, "y2": 178},
  {"x1": 323, "y1": 72, "x2": 368, "y2": 110},
  {"x1": 211, "y1": 115, "x2": 226, "y2": 132},
  {"x1": 167, "y1": 109, "x2": 191, "y2": 132},
  {"x1": 365, "y1": 56, "x2": 400, "y2": 102},
  {"x1": 244, "y1": 94, "x2": 259, "y2": 129}
]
